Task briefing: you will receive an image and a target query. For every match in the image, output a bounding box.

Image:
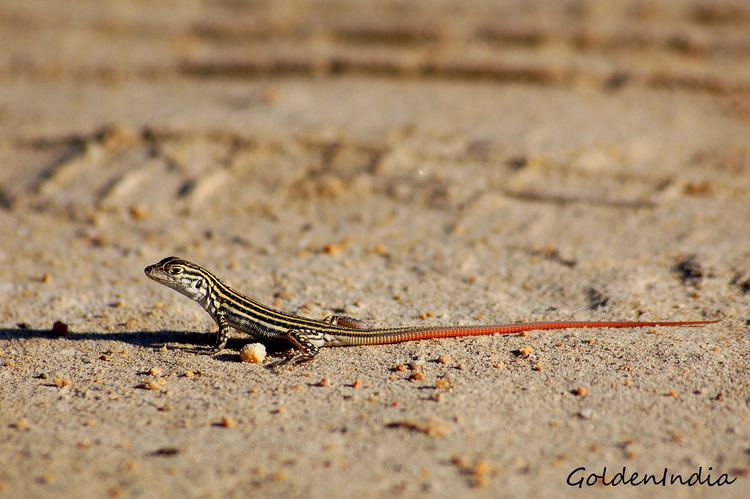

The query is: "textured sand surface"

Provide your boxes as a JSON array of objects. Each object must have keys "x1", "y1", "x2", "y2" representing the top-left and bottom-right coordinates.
[{"x1": 1, "y1": 1, "x2": 749, "y2": 497}]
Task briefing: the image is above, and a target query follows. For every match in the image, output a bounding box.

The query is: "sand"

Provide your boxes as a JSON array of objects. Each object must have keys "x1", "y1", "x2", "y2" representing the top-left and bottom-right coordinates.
[{"x1": 1, "y1": 1, "x2": 749, "y2": 497}]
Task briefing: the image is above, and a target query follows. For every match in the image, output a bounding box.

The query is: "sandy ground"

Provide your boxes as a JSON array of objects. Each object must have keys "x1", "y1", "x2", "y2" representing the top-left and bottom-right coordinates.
[{"x1": 1, "y1": 1, "x2": 749, "y2": 497}]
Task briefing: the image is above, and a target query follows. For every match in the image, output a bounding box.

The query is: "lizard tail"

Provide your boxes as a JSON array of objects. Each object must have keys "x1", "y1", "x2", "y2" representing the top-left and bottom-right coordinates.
[{"x1": 342, "y1": 320, "x2": 719, "y2": 345}]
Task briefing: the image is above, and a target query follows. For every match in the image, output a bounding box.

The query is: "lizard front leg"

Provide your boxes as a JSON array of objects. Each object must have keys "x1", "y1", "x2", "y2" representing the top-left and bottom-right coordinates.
[
  {"x1": 208, "y1": 313, "x2": 231, "y2": 354},
  {"x1": 267, "y1": 329, "x2": 327, "y2": 368}
]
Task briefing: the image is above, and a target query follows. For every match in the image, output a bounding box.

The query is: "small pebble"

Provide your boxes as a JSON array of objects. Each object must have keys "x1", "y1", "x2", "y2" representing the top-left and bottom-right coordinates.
[
  {"x1": 13, "y1": 418, "x2": 29, "y2": 430},
  {"x1": 578, "y1": 408, "x2": 594, "y2": 420},
  {"x1": 128, "y1": 205, "x2": 149, "y2": 221},
  {"x1": 219, "y1": 417, "x2": 236, "y2": 428},
  {"x1": 239, "y1": 343, "x2": 267, "y2": 364},
  {"x1": 372, "y1": 244, "x2": 387, "y2": 256},
  {"x1": 471, "y1": 460, "x2": 490, "y2": 488},
  {"x1": 53, "y1": 377, "x2": 71, "y2": 388},
  {"x1": 139, "y1": 380, "x2": 163, "y2": 391},
  {"x1": 573, "y1": 386, "x2": 588, "y2": 398},
  {"x1": 271, "y1": 471, "x2": 287, "y2": 482},
  {"x1": 517, "y1": 346, "x2": 534, "y2": 358},
  {"x1": 435, "y1": 378, "x2": 451, "y2": 390},
  {"x1": 39, "y1": 473, "x2": 56, "y2": 484},
  {"x1": 52, "y1": 321, "x2": 68, "y2": 335},
  {"x1": 322, "y1": 243, "x2": 343, "y2": 256}
]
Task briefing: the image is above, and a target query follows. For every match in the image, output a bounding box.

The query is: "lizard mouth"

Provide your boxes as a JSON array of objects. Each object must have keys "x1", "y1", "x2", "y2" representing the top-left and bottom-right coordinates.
[{"x1": 144, "y1": 265, "x2": 168, "y2": 283}]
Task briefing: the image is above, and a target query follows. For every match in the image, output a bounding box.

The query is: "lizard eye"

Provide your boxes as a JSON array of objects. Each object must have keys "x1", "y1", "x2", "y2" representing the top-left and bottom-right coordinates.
[{"x1": 168, "y1": 267, "x2": 183, "y2": 275}]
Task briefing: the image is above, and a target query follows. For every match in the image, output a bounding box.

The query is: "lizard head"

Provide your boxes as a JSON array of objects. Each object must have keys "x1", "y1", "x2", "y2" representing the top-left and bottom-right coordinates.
[{"x1": 145, "y1": 256, "x2": 210, "y2": 302}]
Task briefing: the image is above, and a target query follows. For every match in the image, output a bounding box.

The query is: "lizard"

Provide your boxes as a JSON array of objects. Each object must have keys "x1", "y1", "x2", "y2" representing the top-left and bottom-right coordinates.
[{"x1": 144, "y1": 256, "x2": 718, "y2": 367}]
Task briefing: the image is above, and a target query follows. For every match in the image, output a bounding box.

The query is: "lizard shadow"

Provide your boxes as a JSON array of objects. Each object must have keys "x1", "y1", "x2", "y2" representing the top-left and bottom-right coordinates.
[{"x1": 0, "y1": 328, "x2": 290, "y2": 361}]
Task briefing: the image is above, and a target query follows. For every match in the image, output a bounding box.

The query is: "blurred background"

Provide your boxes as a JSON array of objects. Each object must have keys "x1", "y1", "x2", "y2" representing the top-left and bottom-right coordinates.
[
  {"x1": 2, "y1": 0, "x2": 748, "y2": 269},
  {"x1": 3, "y1": 0, "x2": 750, "y2": 93},
  {"x1": 2, "y1": 0, "x2": 749, "y2": 303}
]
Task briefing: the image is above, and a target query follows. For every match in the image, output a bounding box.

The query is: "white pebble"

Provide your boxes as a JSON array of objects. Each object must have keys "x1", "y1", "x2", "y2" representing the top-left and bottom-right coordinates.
[{"x1": 239, "y1": 343, "x2": 267, "y2": 364}]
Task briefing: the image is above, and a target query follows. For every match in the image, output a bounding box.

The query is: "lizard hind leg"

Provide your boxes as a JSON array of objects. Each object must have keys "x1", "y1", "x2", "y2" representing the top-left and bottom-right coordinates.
[
  {"x1": 323, "y1": 315, "x2": 370, "y2": 329},
  {"x1": 267, "y1": 329, "x2": 327, "y2": 368}
]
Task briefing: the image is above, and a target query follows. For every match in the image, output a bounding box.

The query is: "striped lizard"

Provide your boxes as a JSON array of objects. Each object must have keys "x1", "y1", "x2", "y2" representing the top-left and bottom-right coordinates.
[{"x1": 145, "y1": 256, "x2": 717, "y2": 367}]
